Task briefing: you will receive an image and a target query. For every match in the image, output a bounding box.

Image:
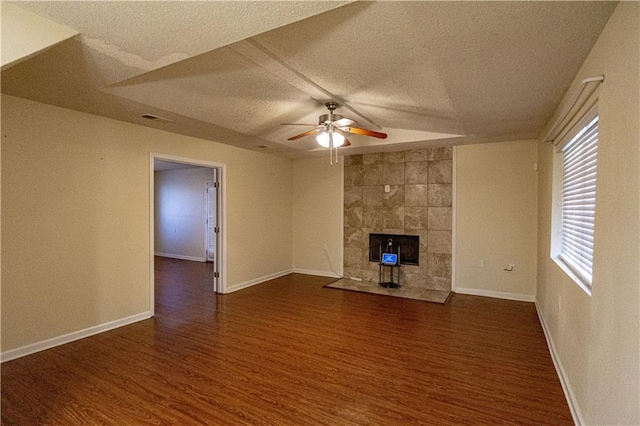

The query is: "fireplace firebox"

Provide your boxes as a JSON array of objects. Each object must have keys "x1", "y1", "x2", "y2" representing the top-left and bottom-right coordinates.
[{"x1": 369, "y1": 233, "x2": 419, "y2": 265}]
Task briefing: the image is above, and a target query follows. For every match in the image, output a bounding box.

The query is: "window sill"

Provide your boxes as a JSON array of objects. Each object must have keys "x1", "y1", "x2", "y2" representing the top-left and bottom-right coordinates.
[{"x1": 551, "y1": 255, "x2": 592, "y2": 296}]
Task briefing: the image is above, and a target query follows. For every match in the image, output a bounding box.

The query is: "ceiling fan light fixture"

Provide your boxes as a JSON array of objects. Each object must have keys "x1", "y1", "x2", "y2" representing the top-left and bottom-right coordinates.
[{"x1": 316, "y1": 131, "x2": 345, "y2": 148}]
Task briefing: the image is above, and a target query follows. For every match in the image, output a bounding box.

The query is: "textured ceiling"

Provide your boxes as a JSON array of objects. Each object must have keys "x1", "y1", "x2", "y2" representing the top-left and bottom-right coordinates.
[{"x1": 2, "y1": 1, "x2": 617, "y2": 158}]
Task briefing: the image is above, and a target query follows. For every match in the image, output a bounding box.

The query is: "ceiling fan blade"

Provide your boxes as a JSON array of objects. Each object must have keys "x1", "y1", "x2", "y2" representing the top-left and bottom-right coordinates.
[
  {"x1": 280, "y1": 123, "x2": 317, "y2": 126},
  {"x1": 342, "y1": 126, "x2": 388, "y2": 139},
  {"x1": 336, "y1": 130, "x2": 351, "y2": 147},
  {"x1": 333, "y1": 117, "x2": 357, "y2": 127},
  {"x1": 288, "y1": 128, "x2": 322, "y2": 141}
]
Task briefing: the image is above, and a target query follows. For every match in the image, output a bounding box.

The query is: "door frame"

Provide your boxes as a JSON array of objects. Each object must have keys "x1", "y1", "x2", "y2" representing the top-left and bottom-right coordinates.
[
  {"x1": 205, "y1": 180, "x2": 216, "y2": 262},
  {"x1": 149, "y1": 153, "x2": 227, "y2": 315}
]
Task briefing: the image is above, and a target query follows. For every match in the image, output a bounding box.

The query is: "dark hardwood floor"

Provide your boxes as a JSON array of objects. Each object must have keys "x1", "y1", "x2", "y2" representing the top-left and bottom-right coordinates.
[{"x1": 2, "y1": 257, "x2": 572, "y2": 425}]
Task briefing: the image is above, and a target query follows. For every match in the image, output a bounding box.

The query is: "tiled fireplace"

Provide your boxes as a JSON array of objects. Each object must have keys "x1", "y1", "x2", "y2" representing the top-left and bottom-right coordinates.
[{"x1": 343, "y1": 147, "x2": 452, "y2": 291}]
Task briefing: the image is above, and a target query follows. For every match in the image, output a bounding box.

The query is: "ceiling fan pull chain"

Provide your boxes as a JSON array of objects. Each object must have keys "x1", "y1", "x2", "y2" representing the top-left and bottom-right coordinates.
[{"x1": 329, "y1": 131, "x2": 334, "y2": 165}]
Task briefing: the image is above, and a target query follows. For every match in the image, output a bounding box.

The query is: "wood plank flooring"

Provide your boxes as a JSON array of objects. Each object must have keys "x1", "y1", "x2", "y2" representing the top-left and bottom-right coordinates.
[{"x1": 2, "y1": 257, "x2": 572, "y2": 425}]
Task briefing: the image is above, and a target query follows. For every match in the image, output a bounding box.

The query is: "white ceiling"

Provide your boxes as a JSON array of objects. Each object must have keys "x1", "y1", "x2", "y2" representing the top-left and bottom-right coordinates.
[{"x1": 2, "y1": 1, "x2": 617, "y2": 159}]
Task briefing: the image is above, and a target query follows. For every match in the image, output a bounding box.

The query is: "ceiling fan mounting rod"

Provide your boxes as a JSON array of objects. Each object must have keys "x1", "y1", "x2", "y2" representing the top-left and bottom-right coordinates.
[{"x1": 319, "y1": 102, "x2": 343, "y2": 124}]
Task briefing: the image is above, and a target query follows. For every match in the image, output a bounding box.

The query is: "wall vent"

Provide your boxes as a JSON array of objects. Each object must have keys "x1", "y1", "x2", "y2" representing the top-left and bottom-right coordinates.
[{"x1": 141, "y1": 114, "x2": 173, "y2": 123}]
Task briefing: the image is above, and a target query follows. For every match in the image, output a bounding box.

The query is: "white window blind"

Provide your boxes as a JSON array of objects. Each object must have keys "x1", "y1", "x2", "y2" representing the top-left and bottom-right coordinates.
[{"x1": 559, "y1": 115, "x2": 598, "y2": 286}]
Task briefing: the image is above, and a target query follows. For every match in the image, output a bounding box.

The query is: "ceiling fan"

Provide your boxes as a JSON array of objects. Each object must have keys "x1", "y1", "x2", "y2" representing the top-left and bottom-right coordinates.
[{"x1": 282, "y1": 101, "x2": 387, "y2": 149}]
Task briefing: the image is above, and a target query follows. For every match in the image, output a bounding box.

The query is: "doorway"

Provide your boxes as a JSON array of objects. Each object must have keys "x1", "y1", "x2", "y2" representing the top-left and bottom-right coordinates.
[{"x1": 149, "y1": 153, "x2": 226, "y2": 316}]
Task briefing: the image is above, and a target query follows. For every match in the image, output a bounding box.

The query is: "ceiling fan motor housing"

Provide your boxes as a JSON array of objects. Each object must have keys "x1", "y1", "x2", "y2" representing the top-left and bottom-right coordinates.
[{"x1": 319, "y1": 113, "x2": 343, "y2": 124}]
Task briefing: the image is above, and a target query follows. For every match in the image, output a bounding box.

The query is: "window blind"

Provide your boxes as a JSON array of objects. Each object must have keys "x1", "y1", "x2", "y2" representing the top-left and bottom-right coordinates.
[{"x1": 559, "y1": 116, "x2": 598, "y2": 286}]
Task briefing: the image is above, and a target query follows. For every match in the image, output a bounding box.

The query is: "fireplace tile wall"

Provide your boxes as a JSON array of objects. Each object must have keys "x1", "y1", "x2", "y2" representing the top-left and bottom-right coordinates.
[{"x1": 343, "y1": 147, "x2": 452, "y2": 291}]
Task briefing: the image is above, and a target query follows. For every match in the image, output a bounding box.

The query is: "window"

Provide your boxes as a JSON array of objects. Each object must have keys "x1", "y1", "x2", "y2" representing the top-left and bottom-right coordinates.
[{"x1": 551, "y1": 107, "x2": 598, "y2": 293}]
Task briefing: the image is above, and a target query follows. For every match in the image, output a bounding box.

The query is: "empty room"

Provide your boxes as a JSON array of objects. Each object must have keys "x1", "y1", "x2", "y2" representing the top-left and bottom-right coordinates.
[{"x1": 1, "y1": 2, "x2": 638, "y2": 425}]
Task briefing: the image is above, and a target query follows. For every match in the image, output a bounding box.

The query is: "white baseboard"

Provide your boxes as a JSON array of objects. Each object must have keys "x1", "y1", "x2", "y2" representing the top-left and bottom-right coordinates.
[
  {"x1": 535, "y1": 302, "x2": 582, "y2": 425},
  {"x1": 225, "y1": 269, "x2": 293, "y2": 294},
  {"x1": 1, "y1": 311, "x2": 152, "y2": 363},
  {"x1": 292, "y1": 268, "x2": 341, "y2": 278},
  {"x1": 454, "y1": 287, "x2": 535, "y2": 302},
  {"x1": 154, "y1": 252, "x2": 206, "y2": 262}
]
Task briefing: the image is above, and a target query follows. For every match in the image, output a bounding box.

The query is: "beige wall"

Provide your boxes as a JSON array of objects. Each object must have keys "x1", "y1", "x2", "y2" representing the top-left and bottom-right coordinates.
[
  {"x1": 154, "y1": 167, "x2": 213, "y2": 261},
  {"x1": 536, "y1": 3, "x2": 639, "y2": 424},
  {"x1": 455, "y1": 141, "x2": 538, "y2": 300},
  {"x1": 1, "y1": 95, "x2": 293, "y2": 352},
  {"x1": 292, "y1": 156, "x2": 343, "y2": 277}
]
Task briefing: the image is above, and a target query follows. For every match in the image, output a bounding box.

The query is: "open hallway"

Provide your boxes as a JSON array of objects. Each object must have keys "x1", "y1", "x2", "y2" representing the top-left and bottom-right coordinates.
[{"x1": 2, "y1": 257, "x2": 572, "y2": 424}]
